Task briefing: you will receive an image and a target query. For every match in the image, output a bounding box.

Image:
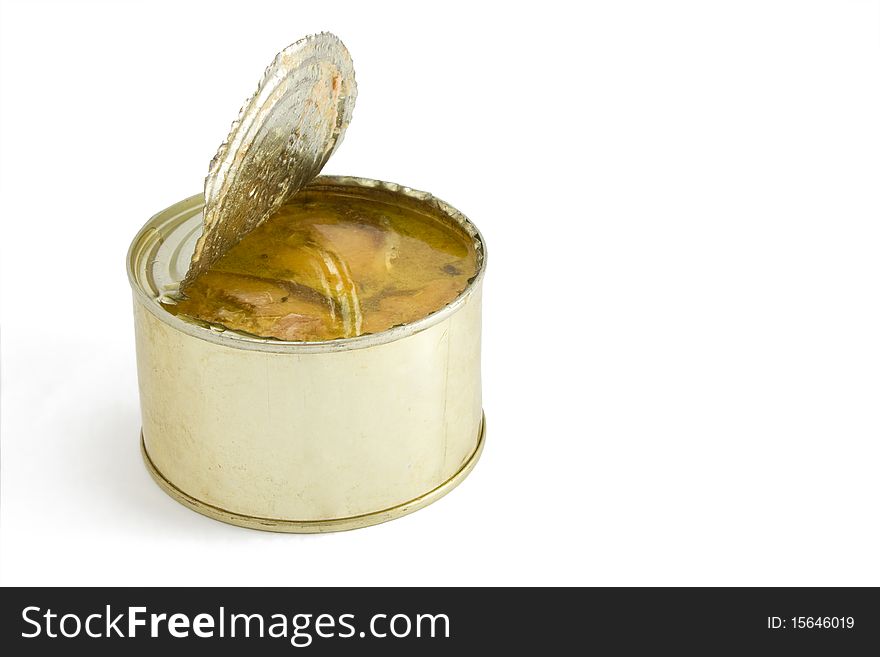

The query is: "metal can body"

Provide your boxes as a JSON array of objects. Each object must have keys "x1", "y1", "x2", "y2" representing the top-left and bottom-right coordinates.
[{"x1": 128, "y1": 177, "x2": 485, "y2": 532}]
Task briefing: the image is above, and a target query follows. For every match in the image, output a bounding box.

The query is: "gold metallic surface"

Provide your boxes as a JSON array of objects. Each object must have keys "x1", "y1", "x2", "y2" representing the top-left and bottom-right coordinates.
[
  {"x1": 129, "y1": 178, "x2": 486, "y2": 532},
  {"x1": 182, "y1": 33, "x2": 357, "y2": 289},
  {"x1": 141, "y1": 415, "x2": 484, "y2": 533}
]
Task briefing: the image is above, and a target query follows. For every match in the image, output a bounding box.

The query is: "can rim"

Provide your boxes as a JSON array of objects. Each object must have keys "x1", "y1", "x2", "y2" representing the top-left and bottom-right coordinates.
[
  {"x1": 140, "y1": 413, "x2": 485, "y2": 533},
  {"x1": 127, "y1": 175, "x2": 487, "y2": 353}
]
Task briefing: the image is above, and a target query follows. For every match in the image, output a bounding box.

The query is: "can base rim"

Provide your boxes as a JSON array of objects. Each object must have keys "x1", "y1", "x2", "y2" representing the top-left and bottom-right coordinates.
[{"x1": 140, "y1": 413, "x2": 485, "y2": 533}]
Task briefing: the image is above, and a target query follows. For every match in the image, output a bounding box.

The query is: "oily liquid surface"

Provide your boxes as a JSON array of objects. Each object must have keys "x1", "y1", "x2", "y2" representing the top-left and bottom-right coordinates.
[{"x1": 165, "y1": 191, "x2": 478, "y2": 341}]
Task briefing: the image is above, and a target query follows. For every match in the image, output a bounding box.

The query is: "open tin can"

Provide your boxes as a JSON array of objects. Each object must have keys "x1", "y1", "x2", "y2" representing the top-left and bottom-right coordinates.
[
  {"x1": 127, "y1": 34, "x2": 486, "y2": 532},
  {"x1": 127, "y1": 175, "x2": 486, "y2": 532}
]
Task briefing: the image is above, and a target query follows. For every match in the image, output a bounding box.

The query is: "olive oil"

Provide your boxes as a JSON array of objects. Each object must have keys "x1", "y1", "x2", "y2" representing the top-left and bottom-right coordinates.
[{"x1": 166, "y1": 190, "x2": 478, "y2": 341}]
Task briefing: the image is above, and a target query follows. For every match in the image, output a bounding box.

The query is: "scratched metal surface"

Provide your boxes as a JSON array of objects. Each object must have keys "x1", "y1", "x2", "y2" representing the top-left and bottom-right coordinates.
[{"x1": 181, "y1": 33, "x2": 357, "y2": 290}]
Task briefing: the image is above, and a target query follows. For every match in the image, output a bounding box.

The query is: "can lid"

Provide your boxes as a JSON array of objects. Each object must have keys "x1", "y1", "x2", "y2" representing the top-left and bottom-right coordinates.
[{"x1": 180, "y1": 33, "x2": 357, "y2": 289}]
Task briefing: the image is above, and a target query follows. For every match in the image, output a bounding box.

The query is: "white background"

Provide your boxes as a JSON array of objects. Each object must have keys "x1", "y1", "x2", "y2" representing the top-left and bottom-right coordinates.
[{"x1": 1, "y1": 0, "x2": 879, "y2": 586}]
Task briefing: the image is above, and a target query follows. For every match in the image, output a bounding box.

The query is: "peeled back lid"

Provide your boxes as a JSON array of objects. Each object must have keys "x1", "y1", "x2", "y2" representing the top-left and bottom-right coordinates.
[{"x1": 180, "y1": 32, "x2": 357, "y2": 289}]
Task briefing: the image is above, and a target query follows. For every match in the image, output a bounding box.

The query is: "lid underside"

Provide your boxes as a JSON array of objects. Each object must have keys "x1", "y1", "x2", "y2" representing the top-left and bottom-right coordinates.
[{"x1": 180, "y1": 33, "x2": 357, "y2": 290}]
